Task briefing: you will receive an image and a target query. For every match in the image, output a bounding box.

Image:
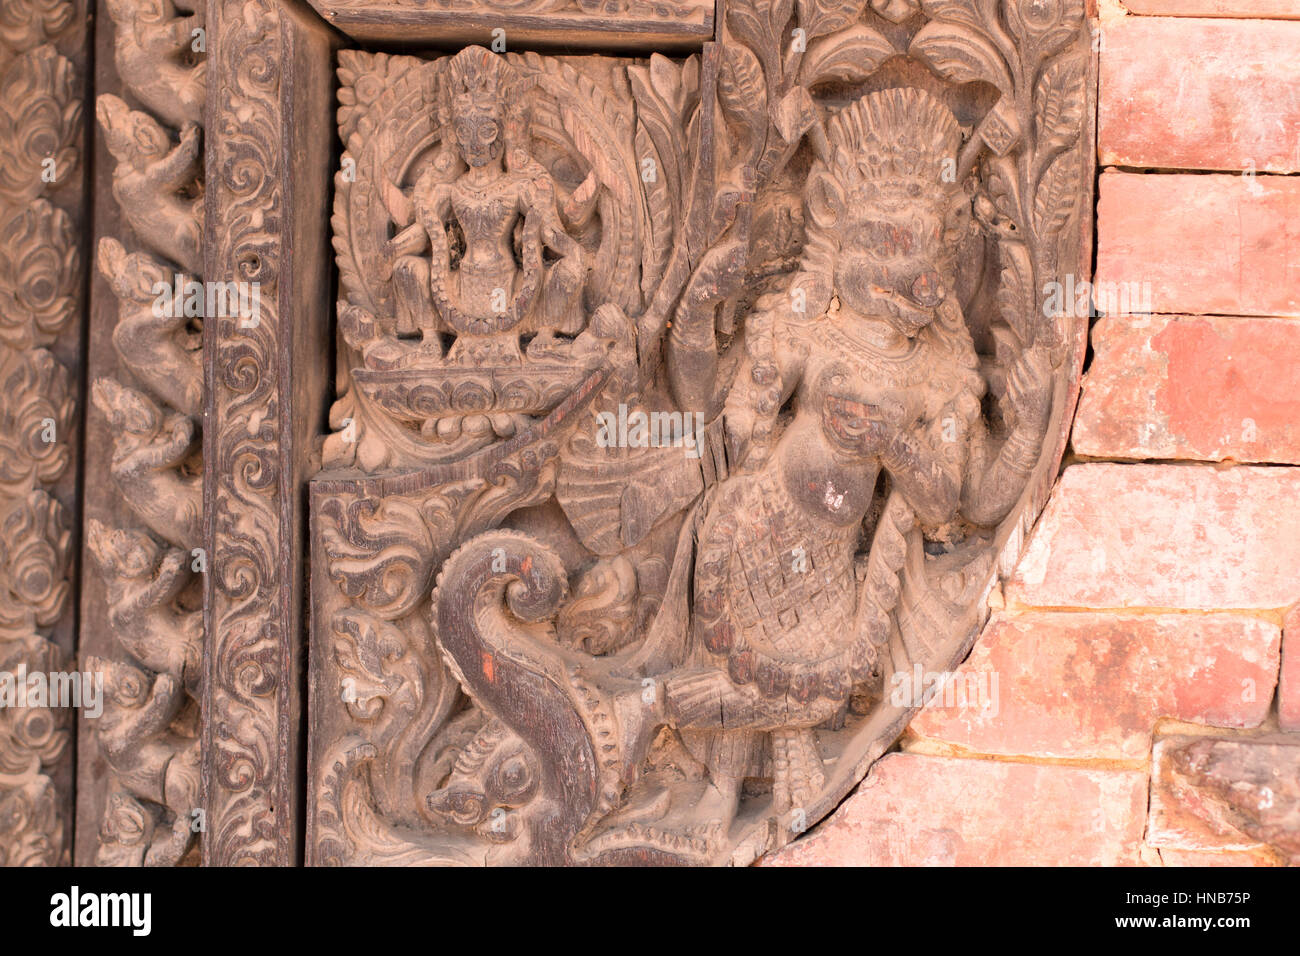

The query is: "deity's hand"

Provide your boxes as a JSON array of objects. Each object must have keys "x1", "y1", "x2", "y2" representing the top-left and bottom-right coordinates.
[
  {"x1": 1004, "y1": 343, "x2": 1052, "y2": 434},
  {"x1": 380, "y1": 176, "x2": 414, "y2": 227}
]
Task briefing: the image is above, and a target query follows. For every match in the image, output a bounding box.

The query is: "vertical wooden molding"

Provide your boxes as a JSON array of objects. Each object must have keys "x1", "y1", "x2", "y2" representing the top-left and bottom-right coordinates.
[
  {"x1": 202, "y1": 0, "x2": 334, "y2": 866},
  {"x1": 79, "y1": 0, "x2": 207, "y2": 866},
  {"x1": 0, "y1": 0, "x2": 88, "y2": 867}
]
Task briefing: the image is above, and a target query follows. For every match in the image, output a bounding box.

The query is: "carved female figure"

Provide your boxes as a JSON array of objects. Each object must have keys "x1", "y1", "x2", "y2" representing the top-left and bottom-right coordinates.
[
  {"x1": 625, "y1": 87, "x2": 1052, "y2": 832},
  {"x1": 384, "y1": 46, "x2": 588, "y2": 365}
]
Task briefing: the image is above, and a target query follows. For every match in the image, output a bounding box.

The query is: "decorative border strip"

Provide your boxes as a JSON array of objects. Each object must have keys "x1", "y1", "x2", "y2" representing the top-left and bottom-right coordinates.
[
  {"x1": 0, "y1": 0, "x2": 86, "y2": 867},
  {"x1": 201, "y1": 0, "x2": 334, "y2": 866}
]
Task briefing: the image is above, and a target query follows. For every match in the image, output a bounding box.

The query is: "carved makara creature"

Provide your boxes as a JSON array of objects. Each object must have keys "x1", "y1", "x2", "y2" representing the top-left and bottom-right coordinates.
[
  {"x1": 97, "y1": 237, "x2": 203, "y2": 419},
  {"x1": 88, "y1": 656, "x2": 199, "y2": 867},
  {"x1": 97, "y1": 94, "x2": 203, "y2": 276},
  {"x1": 90, "y1": 378, "x2": 202, "y2": 550},
  {"x1": 104, "y1": 0, "x2": 206, "y2": 130},
  {"x1": 85, "y1": 519, "x2": 201, "y2": 695}
]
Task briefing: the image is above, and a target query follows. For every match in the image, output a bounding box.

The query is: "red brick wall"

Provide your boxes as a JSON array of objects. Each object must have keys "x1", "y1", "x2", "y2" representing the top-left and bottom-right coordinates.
[{"x1": 771, "y1": 0, "x2": 1300, "y2": 867}]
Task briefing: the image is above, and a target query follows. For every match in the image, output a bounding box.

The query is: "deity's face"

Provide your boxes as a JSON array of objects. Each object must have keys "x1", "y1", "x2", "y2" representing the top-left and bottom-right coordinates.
[
  {"x1": 454, "y1": 99, "x2": 505, "y2": 168},
  {"x1": 833, "y1": 191, "x2": 970, "y2": 337}
]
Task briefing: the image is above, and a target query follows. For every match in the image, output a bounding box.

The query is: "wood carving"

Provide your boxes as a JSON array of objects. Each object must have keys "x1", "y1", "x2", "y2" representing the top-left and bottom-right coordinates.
[
  {"x1": 201, "y1": 0, "x2": 335, "y2": 866},
  {"x1": 87, "y1": 655, "x2": 200, "y2": 866},
  {"x1": 0, "y1": 0, "x2": 85, "y2": 867},
  {"x1": 308, "y1": 0, "x2": 714, "y2": 50},
  {"x1": 310, "y1": 0, "x2": 1095, "y2": 866},
  {"x1": 103, "y1": 0, "x2": 206, "y2": 129},
  {"x1": 97, "y1": 96, "x2": 204, "y2": 276},
  {"x1": 87, "y1": 0, "x2": 206, "y2": 866}
]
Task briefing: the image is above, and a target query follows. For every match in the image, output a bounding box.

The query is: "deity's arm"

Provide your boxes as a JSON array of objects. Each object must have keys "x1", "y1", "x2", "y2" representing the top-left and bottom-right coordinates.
[
  {"x1": 960, "y1": 416, "x2": 1042, "y2": 527},
  {"x1": 414, "y1": 182, "x2": 455, "y2": 277},
  {"x1": 881, "y1": 423, "x2": 963, "y2": 527},
  {"x1": 720, "y1": 301, "x2": 806, "y2": 468},
  {"x1": 521, "y1": 173, "x2": 584, "y2": 264},
  {"x1": 960, "y1": 347, "x2": 1051, "y2": 527}
]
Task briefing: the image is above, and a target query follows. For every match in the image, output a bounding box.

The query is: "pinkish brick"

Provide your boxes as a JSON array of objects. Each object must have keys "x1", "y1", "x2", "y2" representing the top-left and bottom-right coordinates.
[
  {"x1": 1095, "y1": 172, "x2": 1300, "y2": 317},
  {"x1": 1100, "y1": 17, "x2": 1300, "y2": 173},
  {"x1": 1147, "y1": 735, "x2": 1300, "y2": 862},
  {"x1": 1072, "y1": 315, "x2": 1300, "y2": 463},
  {"x1": 1280, "y1": 604, "x2": 1300, "y2": 732},
  {"x1": 764, "y1": 753, "x2": 1147, "y2": 866},
  {"x1": 1008, "y1": 464, "x2": 1300, "y2": 611},
  {"x1": 905, "y1": 612, "x2": 1279, "y2": 760},
  {"x1": 1122, "y1": 1, "x2": 1300, "y2": 17}
]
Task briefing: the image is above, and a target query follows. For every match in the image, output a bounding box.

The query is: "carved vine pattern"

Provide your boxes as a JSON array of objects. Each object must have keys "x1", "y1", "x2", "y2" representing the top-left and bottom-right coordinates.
[{"x1": 202, "y1": 0, "x2": 286, "y2": 867}]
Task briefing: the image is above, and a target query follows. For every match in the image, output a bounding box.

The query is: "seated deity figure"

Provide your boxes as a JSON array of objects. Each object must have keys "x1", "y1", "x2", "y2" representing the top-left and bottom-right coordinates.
[{"x1": 384, "y1": 46, "x2": 589, "y2": 366}]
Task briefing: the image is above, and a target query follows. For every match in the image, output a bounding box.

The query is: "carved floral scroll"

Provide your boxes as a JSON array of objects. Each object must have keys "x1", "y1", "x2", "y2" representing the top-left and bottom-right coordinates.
[
  {"x1": 307, "y1": 0, "x2": 1096, "y2": 866},
  {"x1": 0, "y1": 0, "x2": 86, "y2": 867}
]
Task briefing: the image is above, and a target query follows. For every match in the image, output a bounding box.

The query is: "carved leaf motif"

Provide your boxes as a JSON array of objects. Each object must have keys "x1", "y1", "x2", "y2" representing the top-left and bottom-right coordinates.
[
  {"x1": 1003, "y1": 0, "x2": 1084, "y2": 69},
  {"x1": 796, "y1": 0, "x2": 867, "y2": 42},
  {"x1": 919, "y1": 0, "x2": 989, "y2": 31},
  {"x1": 0, "y1": 46, "x2": 80, "y2": 205},
  {"x1": 1034, "y1": 53, "x2": 1084, "y2": 165},
  {"x1": 1032, "y1": 151, "x2": 1078, "y2": 243},
  {"x1": 995, "y1": 240, "x2": 1035, "y2": 347},
  {"x1": 800, "y1": 24, "x2": 896, "y2": 88},
  {"x1": 718, "y1": 43, "x2": 767, "y2": 143},
  {"x1": 910, "y1": 20, "x2": 1012, "y2": 93}
]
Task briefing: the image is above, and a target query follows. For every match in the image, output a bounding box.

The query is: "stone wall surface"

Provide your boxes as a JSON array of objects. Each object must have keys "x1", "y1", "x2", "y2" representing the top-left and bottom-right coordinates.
[{"x1": 770, "y1": 0, "x2": 1300, "y2": 867}]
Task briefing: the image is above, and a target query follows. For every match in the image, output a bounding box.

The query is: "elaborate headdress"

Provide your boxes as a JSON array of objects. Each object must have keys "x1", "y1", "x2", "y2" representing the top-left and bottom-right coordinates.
[{"x1": 823, "y1": 87, "x2": 963, "y2": 204}]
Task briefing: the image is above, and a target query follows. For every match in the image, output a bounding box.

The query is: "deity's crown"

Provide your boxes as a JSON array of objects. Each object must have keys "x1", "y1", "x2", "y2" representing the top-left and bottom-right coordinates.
[
  {"x1": 824, "y1": 87, "x2": 964, "y2": 204},
  {"x1": 448, "y1": 46, "x2": 505, "y2": 114}
]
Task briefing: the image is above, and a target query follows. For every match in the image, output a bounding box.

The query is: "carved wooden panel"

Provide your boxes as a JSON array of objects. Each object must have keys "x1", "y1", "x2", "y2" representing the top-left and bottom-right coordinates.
[
  {"x1": 200, "y1": 0, "x2": 335, "y2": 866},
  {"x1": 78, "y1": 0, "x2": 206, "y2": 867},
  {"x1": 306, "y1": 0, "x2": 1097, "y2": 865},
  {"x1": 308, "y1": 0, "x2": 714, "y2": 50},
  {"x1": 0, "y1": 0, "x2": 87, "y2": 867}
]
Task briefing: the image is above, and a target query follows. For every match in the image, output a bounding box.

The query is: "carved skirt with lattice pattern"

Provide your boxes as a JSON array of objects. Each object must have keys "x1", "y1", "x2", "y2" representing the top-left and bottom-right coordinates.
[{"x1": 682, "y1": 468, "x2": 868, "y2": 730}]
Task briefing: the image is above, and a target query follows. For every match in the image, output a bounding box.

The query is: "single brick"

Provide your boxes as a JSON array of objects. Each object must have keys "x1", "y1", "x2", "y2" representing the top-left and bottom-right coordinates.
[
  {"x1": 1073, "y1": 314, "x2": 1300, "y2": 463},
  {"x1": 1147, "y1": 735, "x2": 1300, "y2": 863},
  {"x1": 905, "y1": 612, "x2": 1279, "y2": 760},
  {"x1": 1100, "y1": 17, "x2": 1300, "y2": 172},
  {"x1": 1008, "y1": 463, "x2": 1300, "y2": 611},
  {"x1": 1280, "y1": 604, "x2": 1300, "y2": 732},
  {"x1": 1122, "y1": 1, "x2": 1300, "y2": 17},
  {"x1": 1095, "y1": 172, "x2": 1300, "y2": 317},
  {"x1": 764, "y1": 753, "x2": 1148, "y2": 866}
]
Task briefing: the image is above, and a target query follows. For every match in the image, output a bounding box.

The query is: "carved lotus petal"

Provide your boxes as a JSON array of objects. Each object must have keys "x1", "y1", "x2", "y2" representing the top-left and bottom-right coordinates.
[
  {"x1": 0, "y1": 346, "x2": 72, "y2": 493},
  {"x1": 0, "y1": 0, "x2": 75, "y2": 55},
  {"x1": 0, "y1": 490, "x2": 69, "y2": 635},
  {"x1": 0, "y1": 46, "x2": 79, "y2": 203},
  {"x1": 871, "y1": 0, "x2": 920, "y2": 22},
  {"x1": 0, "y1": 201, "x2": 77, "y2": 348}
]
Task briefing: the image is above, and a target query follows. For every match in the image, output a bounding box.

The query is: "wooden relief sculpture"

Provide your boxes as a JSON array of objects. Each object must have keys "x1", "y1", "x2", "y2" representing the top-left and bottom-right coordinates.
[
  {"x1": 87, "y1": 0, "x2": 205, "y2": 866},
  {"x1": 0, "y1": 0, "x2": 85, "y2": 866},
  {"x1": 310, "y1": 0, "x2": 1094, "y2": 865}
]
